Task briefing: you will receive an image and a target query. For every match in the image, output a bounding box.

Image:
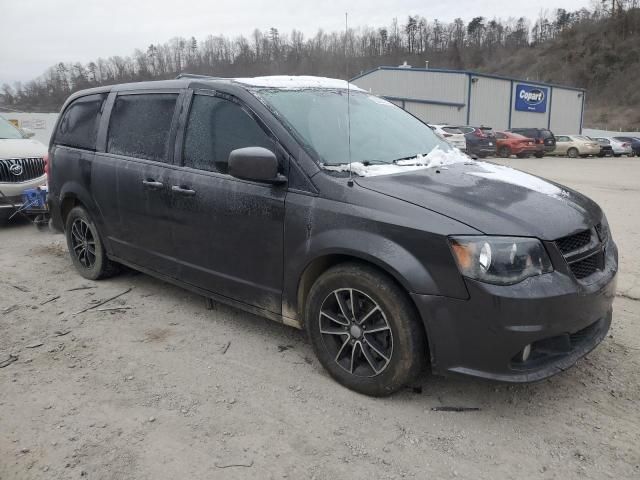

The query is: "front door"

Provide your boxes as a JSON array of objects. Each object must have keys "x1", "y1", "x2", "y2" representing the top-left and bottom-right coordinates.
[{"x1": 166, "y1": 92, "x2": 286, "y2": 313}]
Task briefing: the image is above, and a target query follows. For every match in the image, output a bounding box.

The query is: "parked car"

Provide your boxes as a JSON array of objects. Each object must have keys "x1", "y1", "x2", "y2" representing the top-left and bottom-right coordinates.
[
  {"x1": 612, "y1": 136, "x2": 640, "y2": 156},
  {"x1": 553, "y1": 135, "x2": 601, "y2": 158},
  {"x1": 48, "y1": 76, "x2": 617, "y2": 396},
  {"x1": 457, "y1": 125, "x2": 496, "y2": 157},
  {"x1": 428, "y1": 124, "x2": 467, "y2": 152},
  {"x1": 494, "y1": 131, "x2": 540, "y2": 158},
  {"x1": 589, "y1": 137, "x2": 614, "y2": 157},
  {"x1": 0, "y1": 115, "x2": 48, "y2": 223},
  {"x1": 595, "y1": 137, "x2": 632, "y2": 157},
  {"x1": 506, "y1": 128, "x2": 556, "y2": 157}
]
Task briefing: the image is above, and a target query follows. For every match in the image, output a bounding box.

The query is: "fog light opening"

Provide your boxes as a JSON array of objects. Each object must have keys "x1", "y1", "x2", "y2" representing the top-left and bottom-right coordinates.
[{"x1": 521, "y1": 344, "x2": 532, "y2": 362}]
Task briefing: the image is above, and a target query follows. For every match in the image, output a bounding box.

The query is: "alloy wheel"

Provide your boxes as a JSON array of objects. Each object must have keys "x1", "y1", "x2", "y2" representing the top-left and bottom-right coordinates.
[
  {"x1": 70, "y1": 218, "x2": 96, "y2": 268},
  {"x1": 318, "y1": 288, "x2": 393, "y2": 377}
]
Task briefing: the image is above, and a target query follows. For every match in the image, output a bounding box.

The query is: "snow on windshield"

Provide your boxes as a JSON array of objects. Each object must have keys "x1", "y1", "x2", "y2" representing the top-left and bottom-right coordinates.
[
  {"x1": 323, "y1": 146, "x2": 471, "y2": 177},
  {"x1": 234, "y1": 76, "x2": 364, "y2": 91}
]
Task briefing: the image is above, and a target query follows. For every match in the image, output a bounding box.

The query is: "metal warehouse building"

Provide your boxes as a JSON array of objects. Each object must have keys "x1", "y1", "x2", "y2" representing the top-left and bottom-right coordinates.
[{"x1": 351, "y1": 66, "x2": 586, "y2": 134}]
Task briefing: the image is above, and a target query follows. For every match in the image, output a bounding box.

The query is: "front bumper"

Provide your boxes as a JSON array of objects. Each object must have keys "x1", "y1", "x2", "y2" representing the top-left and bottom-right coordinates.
[{"x1": 412, "y1": 241, "x2": 618, "y2": 383}]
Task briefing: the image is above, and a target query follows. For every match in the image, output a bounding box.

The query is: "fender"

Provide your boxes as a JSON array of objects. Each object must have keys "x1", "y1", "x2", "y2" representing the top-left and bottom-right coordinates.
[
  {"x1": 58, "y1": 180, "x2": 113, "y2": 252},
  {"x1": 282, "y1": 227, "x2": 469, "y2": 325}
]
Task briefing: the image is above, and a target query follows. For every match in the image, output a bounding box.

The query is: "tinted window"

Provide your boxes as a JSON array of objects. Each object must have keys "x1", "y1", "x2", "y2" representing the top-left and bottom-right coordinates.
[
  {"x1": 55, "y1": 94, "x2": 107, "y2": 150},
  {"x1": 183, "y1": 95, "x2": 273, "y2": 173},
  {"x1": 107, "y1": 93, "x2": 178, "y2": 162},
  {"x1": 540, "y1": 130, "x2": 554, "y2": 139},
  {"x1": 442, "y1": 126, "x2": 463, "y2": 134},
  {"x1": 495, "y1": 132, "x2": 506, "y2": 139}
]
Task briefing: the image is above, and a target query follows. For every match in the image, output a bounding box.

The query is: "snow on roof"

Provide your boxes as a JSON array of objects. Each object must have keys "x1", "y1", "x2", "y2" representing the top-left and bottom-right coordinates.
[{"x1": 233, "y1": 75, "x2": 365, "y2": 91}]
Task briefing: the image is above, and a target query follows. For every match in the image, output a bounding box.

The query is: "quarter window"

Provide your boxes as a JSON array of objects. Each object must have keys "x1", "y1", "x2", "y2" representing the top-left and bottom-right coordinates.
[
  {"x1": 183, "y1": 94, "x2": 273, "y2": 173},
  {"x1": 55, "y1": 94, "x2": 107, "y2": 150},
  {"x1": 107, "y1": 93, "x2": 178, "y2": 162}
]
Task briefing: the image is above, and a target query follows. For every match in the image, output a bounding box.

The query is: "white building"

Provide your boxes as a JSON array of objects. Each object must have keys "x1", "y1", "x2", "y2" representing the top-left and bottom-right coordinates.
[{"x1": 351, "y1": 66, "x2": 585, "y2": 134}]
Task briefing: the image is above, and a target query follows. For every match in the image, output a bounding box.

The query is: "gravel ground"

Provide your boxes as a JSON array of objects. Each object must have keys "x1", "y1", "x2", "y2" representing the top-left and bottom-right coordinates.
[{"x1": 1, "y1": 157, "x2": 639, "y2": 480}]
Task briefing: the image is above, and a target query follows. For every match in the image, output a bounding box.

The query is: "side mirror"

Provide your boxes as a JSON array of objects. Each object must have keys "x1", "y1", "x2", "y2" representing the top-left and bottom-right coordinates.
[
  {"x1": 228, "y1": 147, "x2": 286, "y2": 184},
  {"x1": 21, "y1": 128, "x2": 35, "y2": 139}
]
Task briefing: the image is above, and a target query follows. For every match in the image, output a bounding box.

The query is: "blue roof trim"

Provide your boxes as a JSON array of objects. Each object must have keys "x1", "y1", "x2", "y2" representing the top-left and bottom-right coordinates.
[
  {"x1": 350, "y1": 66, "x2": 586, "y2": 93},
  {"x1": 382, "y1": 95, "x2": 465, "y2": 109}
]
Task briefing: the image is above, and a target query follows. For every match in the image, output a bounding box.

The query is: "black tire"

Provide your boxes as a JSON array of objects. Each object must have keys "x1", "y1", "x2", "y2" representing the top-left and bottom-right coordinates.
[
  {"x1": 567, "y1": 148, "x2": 579, "y2": 158},
  {"x1": 498, "y1": 146, "x2": 511, "y2": 158},
  {"x1": 516, "y1": 152, "x2": 529, "y2": 158},
  {"x1": 305, "y1": 262, "x2": 426, "y2": 397},
  {"x1": 534, "y1": 152, "x2": 544, "y2": 158},
  {"x1": 65, "y1": 206, "x2": 119, "y2": 280},
  {"x1": 614, "y1": 154, "x2": 621, "y2": 158}
]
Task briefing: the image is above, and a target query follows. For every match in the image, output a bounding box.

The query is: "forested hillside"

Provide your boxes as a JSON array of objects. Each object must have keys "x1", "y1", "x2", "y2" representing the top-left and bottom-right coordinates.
[{"x1": 2, "y1": 3, "x2": 639, "y2": 129}]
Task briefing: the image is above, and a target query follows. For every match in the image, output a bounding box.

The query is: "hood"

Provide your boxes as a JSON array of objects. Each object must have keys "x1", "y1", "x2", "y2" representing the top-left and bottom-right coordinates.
[
  {"x1": 355, "y1": 161, "x2": 601, "y2": 240},
  {"x1": 0, "y1": 139, "x2": 47, "y2": 160}
]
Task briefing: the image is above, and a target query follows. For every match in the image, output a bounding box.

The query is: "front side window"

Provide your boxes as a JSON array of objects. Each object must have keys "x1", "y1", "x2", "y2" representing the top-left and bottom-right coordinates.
[
  {"x1": 254, "y1": 90, "x2": 449, "y2": 166},
  {"x1": 183, "y1": 94, "x2": 273, "y2": 173},
  {"x1": 55, "y1": 94, "x2": 108, "y2": 150},
  {"x1": 107, "y1": 93, "x2": 178, "y2": 162}
]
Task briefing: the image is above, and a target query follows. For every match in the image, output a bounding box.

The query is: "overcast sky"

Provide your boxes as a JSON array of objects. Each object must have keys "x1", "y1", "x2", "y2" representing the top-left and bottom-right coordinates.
[{"x1": 1, "y1": 0, "x2": 591, "y2": 86}]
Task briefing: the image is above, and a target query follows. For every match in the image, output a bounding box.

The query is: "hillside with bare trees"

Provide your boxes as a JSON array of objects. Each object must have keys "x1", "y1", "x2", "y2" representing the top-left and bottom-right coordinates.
[{"x1": 2, "y1": 3, "x2": 639, "y2": 129}]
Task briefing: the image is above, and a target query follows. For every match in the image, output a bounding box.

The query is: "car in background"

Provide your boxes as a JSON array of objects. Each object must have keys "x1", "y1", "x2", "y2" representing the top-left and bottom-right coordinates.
[
  {"x1": 428, "y1": 124, "x2": 467, "y2": 152},
  {"x1": 590, "y1": 137, "x2": 614, "y2": 157},
  {"x1": 0, "y1": 115, "x2": 48, "y2": 223},
  {"x1": 506, "y1": 128, "x2": 556, "y2": 157},
  {"x1": 457, "y1": 125, "x2": 496, "y2": 158},
  {"x1": 494, "y1": 131, "x2": 540, "y2": 158},
  {"x1": 612, "y1": 136, "x2": 640, "y2": 156},
  {"x1": 552, "y1": 135, "x2": 601, "y2": 158},
  {"x1": 596, "y1": 137, "x2": 633, "y2": 157}
]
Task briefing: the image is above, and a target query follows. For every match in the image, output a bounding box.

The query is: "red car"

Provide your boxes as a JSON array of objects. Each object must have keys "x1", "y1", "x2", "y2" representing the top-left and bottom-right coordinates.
[{"x1": 494, "y1": 131, "x2": 542, "y2": 158}]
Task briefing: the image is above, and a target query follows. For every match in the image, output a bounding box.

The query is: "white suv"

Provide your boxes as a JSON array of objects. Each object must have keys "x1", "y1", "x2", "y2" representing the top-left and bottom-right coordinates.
[
  {"x1": 0, "y1": 116, "x2": 47, "y2": 222},
  {"x1": 428, "y1": 124, "x2": 467, "y2": 152}
]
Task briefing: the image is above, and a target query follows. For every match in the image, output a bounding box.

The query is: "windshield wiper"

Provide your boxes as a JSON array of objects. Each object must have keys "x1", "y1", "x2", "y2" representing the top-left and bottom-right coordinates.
[
  {"x1": 361, "y1": 159, "x2": 390, "y2": 166},
  {"x1": 391, "y1": 153, "x2": 429, "y2": 164}
]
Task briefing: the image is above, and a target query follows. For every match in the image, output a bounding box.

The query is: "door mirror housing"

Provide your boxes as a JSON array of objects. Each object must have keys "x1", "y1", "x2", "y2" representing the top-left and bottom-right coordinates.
[{"x1": 228, "y1": 147, "x2": 286, "y2": 184}]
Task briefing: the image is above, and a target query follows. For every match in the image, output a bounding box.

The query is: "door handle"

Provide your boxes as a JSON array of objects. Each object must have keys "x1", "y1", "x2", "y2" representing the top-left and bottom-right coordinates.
[
  {"x1": 142, "y1": 179, "x2": 163, "y2": 189},
  {"x1": 171, "y1": 185, "x2": 196, "y2": 196}
]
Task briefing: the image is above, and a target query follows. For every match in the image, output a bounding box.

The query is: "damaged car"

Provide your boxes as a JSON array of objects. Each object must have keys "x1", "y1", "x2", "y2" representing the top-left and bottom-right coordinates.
[{"x1": 47, "y1": 76, "x2": 618, "y2": 396}]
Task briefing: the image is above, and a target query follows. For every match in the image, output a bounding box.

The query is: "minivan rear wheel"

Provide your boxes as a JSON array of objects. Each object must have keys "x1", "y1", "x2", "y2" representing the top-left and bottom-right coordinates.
[
  {"x1": 65, "y1": 206, "x2": 119, "y2": 280},
  {"x1": 305, "y1": 263, "x2": 426, "y2": 396}
]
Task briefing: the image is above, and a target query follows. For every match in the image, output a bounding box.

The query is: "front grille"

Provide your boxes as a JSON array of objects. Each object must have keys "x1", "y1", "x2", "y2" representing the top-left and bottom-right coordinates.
[
  {"x1": 556, "y1": 229, "x2": 591, "y2": 254},
  {"x1": 569, "y1": 253, "x2": 602, "y2": 279},
  {"x1": 0, "y1": 158, "x2": 45, "y2": 183}
]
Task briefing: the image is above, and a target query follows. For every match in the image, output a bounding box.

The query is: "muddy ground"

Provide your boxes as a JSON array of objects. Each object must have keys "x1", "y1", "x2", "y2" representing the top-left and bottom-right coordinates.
[{"x1": 1, "y1": 157, "x2": 639, "y2": 479}]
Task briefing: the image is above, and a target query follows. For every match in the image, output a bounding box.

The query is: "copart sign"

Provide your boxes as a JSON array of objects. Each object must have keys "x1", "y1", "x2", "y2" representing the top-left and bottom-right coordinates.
[{"x1": 515, "y1": 84, "x2": 548, "y2": 113}]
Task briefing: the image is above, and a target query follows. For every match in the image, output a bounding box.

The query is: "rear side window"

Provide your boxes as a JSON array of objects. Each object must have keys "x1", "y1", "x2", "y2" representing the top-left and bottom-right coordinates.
[
  {"x1": 55, "y1": 94, "x2": 107, "y2": 150},
  {"x1": 540, "y1": 130, "x2": 554, "y2": 139},
  {"x1": 442, "y1": 126, "x2": 462, "y2": 134},
  {"x1": 107, "y1": 93, "x2": 178, "y2": 162},
  {"x1": 183, "y1": 94, "x2": 273, "y2": 174}
]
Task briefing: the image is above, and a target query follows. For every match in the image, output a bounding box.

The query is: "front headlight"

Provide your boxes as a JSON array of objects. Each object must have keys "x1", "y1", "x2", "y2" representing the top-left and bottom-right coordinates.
[{"x1": 449, "y1": 236, "x2": 553, "y2": 285}]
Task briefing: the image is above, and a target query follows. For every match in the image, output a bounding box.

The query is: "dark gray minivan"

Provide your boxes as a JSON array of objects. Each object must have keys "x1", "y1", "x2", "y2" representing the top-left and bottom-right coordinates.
[{"x1": 48, "y1": 76, "x2": 618, "y2": 396}]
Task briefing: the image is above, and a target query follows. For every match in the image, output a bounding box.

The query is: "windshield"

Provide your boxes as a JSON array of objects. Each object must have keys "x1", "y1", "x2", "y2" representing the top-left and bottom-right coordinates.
[
  {"x1": 0, "y1": 116, "x2": 24, "y2": 139},
  {"x1": 254, "y1": 89, "x2": 449, "y2": 165}
]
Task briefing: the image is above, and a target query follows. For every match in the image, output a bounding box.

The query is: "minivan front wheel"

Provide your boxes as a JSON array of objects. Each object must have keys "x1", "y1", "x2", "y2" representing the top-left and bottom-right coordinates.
[
  {"x1": 305, "y1": 263, "x2": 426, "y2": 396},
  {"x1": 65, "y1": 206, "x2": 118, "y2": 280}
]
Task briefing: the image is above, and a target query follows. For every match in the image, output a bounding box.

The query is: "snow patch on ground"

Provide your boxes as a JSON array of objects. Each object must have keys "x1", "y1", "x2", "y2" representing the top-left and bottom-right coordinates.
[
  {"x1": 469, "y1": 163, "x2": 570, "y2": 198},
  {"x1": 234, "y1": 76, "x2": 364, "y2": 91},
  {"x1": 323, "y1": 147, "x2": 470, "y2": 177}
]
